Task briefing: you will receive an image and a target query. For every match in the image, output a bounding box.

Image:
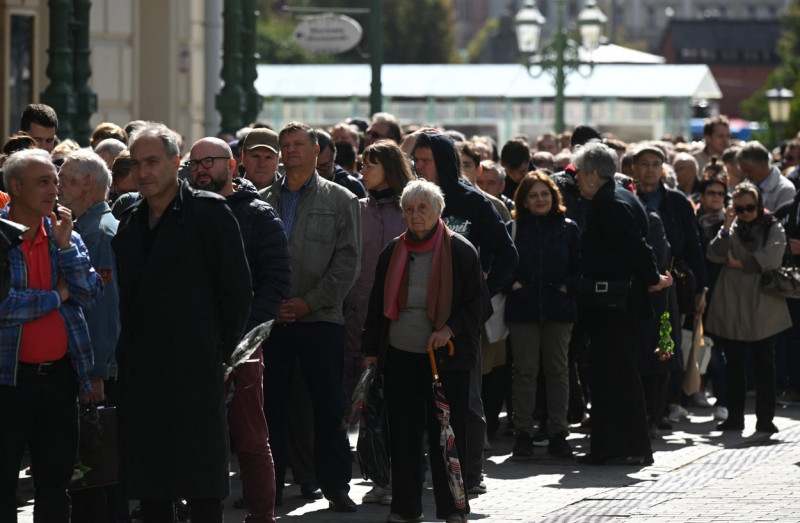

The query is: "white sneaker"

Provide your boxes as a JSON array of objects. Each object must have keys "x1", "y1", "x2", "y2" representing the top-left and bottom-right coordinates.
[
  {"x1": 713, "y1": 406, "x2": 729, "y2": 421},
  {"x1": 467, "y1": 481, "x2": 487, "y2": 494},
  {"x1": 668, "y1": 404, "x2": 688, "y2": 423},
  {"x1": 363, "y1": 485, "x2": 387, "y2": 503}
]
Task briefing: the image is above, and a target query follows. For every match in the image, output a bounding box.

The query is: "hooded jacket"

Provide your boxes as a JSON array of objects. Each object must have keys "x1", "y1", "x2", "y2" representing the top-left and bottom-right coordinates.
[{"x1": 414, "y1": 133, "x2": 517, "y2": 296}]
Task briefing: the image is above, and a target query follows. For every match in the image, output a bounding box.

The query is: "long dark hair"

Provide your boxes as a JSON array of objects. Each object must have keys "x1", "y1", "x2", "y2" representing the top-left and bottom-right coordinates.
[
  {"x1": 362, "y1": 141, "x2": 414, "y2": 197},
  {"x1": 512, "y1": 171, "x2": 566, "y2": 221}
]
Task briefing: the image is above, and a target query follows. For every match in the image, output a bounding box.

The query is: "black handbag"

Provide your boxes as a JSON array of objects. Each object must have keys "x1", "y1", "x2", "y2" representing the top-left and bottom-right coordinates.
[
  {"x1": 761, "y1": 245, "x2": 800, "y2": 299},
  {"x1": 70, "y1": 405, "x2": 119, "y2": 490},
  {"x1": 578, "y1": 278, "x2": 631, "y2": 311}
]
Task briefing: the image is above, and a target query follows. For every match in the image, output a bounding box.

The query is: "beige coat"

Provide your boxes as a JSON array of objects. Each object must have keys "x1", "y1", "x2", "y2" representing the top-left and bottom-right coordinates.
[{"x1": 705, "y1": 219, "x2": 792, "y2": 341}]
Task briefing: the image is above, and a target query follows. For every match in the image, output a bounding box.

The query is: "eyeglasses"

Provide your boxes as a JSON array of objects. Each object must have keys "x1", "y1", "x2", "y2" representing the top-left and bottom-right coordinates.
[
  {"x1": 187, "y1": 156, "x2": 230, "y2": 171},
  {"x1": 734, "y1": 204, "x2": 757, "y2": 214},
  {"x1": 367, "y1": 131, "x2": 388, "y2": 139},
  {"x1": 704, "y1": 190, "x2": 726, "y2": 197}
]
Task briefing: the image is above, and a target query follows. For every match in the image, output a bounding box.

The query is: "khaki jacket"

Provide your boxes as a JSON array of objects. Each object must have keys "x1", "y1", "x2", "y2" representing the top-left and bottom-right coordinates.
[{"x1": 261, "y1": 172, "x2": 361, "y2": 325}]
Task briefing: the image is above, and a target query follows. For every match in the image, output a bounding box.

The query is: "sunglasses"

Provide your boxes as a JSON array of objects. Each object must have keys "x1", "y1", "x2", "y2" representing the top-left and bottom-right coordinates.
[{"x1": 734, "y1": 204, "x2": 757, "y2": 214}]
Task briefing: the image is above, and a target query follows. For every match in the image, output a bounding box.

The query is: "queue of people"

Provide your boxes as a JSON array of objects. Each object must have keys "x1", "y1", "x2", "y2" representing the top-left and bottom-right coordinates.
[{"x1": 1, "y1": 104, "x2": 799, "y2": 523}]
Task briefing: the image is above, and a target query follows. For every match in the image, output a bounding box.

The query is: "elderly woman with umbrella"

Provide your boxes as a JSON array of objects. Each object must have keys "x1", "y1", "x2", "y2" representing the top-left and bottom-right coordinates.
[{"x1": 363, "y1": 179, "x2": 491, "y2": 523}]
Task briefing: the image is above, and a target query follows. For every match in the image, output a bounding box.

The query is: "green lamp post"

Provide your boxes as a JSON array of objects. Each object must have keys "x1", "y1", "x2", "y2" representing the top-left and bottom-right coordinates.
[
  {"x1": 216, "y1": 0, "x2": 246, "y2": 135},
  {"x1": 41, "y1": 0, "x2": 77, "y2": 140},
  {"x1": 515, "y1": 0, "x2": 606, "y2": 134}
]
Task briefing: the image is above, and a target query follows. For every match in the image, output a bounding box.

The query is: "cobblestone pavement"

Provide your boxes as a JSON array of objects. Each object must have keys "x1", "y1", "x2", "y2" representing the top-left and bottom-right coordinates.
[{"x1": 16, "y1": 400, "x2": 800, "y2": 522}]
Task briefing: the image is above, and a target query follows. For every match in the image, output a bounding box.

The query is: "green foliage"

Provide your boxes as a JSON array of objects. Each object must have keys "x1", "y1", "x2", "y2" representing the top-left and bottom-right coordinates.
[
  {"x1": 384, "y1": 0, "x2": 460, "y2": 64},
  {"x1": 742, "y1": 0, "x2": 800, "y2": 144},
  {"x1": 467, "y1": 18, "x2": 499, "y2": 63},
  {"x1": 255, "y1": 0, "x2": 460, "y2": 64}
]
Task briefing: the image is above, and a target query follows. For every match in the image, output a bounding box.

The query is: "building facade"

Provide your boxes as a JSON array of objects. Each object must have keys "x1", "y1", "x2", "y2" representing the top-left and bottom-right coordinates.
[{"x1": 0, "y1": 0, "x2": 220, "y2": 147}]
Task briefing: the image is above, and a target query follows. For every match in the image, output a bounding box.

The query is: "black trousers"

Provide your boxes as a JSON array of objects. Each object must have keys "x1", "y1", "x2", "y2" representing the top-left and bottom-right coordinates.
[
  {"x1": 720, "y1": 336, "x2": 776, "y2": 424},
  {"x1": 0, "y1": 358, "x2": 78, "y2": 523},
  {"x1": 384, "y1": 347, "x2": 470, "y2": 520},
  {"x1": 587, "y1": 321, "x2": 652, "y2": 461}
]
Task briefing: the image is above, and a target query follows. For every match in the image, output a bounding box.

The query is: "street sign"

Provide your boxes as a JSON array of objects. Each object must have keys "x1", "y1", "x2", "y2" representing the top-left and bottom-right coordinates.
[{"x1": 293, "y1": 14, "x2": 363, "y2": 55}]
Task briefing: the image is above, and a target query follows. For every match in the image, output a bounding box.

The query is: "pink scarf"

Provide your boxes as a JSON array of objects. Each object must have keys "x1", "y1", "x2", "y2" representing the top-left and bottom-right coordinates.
[{"x1": 383, "y1": 219, "x2": 453, "y2": 330}]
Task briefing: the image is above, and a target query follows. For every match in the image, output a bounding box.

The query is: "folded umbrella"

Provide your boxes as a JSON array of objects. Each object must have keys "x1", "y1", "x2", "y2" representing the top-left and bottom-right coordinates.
[{"x1": 428, "y1": 340, "x2": 467, "y2": 521}]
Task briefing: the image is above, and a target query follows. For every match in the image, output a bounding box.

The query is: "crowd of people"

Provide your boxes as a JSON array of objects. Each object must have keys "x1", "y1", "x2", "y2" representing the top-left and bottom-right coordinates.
[{"x1": 1, "y1": 104, "x2": 799, "y2": 523}]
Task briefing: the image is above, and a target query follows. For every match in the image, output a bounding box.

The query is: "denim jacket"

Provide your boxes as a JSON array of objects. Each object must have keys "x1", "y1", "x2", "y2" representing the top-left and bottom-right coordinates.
[
  {"x1": 0, "y1": 210, "x2": 104, "y2": 392},
  {"x1": 74, "y1": 201, "x2": 120, "y2": 379}
]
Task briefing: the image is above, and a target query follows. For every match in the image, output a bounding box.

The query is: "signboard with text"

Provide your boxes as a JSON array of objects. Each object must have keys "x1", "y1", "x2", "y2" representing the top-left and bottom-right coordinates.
[{"x1": 293, "y1": 14, "x2": 363, "y2": 55}]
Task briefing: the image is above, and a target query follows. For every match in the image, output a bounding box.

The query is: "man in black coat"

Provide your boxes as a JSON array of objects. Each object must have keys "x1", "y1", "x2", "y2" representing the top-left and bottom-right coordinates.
[
  {"x1": 632, "y1": 144, "x2": 707, "y2": 423},
  {"x1": 112, "y1": 123, "x2": 252, "y2": 521},
  {"x1": 188, "y1": 137, "x2": 291, "y2": 522}
]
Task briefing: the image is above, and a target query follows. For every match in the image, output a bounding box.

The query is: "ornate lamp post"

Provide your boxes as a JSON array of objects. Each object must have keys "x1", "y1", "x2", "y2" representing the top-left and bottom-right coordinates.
[
  {"x1": 765, "y1": 86, "x2": 794, "y2": 145},
  {"x1": 515, "y1": 0, "x2": 606, "y2": 134}
]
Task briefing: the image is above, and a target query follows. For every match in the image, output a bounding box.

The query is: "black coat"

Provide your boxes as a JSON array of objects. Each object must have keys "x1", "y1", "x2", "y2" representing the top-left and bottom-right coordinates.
[
  {"x1": 362, "y1": 232, "x2": 491, "y2": 373},
  {"x1": 504, "y1": 214, "x2": 580, "y2": 324},
  {"x1": 580, "y1": 181, "x2": 661, "y2": 328},
  {"x1": 0, "y1": 218, "x2": 27, "y2": 303},
  {"x1": 226, "y1": 178, "x2": 291, "y2": 330},
  {"x1": 641, "y1": 184, "x2": 707, "y2": 290},
  {"x1": 112, "y1": 180, "x2": 252, "y2": 499}
]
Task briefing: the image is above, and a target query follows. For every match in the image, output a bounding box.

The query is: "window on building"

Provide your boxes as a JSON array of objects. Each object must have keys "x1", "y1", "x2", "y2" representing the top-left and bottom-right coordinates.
[{"x1": 647, "y1": 6, "x2": 656, "y2": 28}]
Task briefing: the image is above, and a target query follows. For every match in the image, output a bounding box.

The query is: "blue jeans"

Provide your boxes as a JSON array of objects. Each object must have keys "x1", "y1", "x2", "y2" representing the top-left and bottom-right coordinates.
[
  {"x1": 262, "y1": 322, "x2": 351, "y2": 496},
  {"x1": 0, "y1": 358, "x2": 78, "y2": 523}
]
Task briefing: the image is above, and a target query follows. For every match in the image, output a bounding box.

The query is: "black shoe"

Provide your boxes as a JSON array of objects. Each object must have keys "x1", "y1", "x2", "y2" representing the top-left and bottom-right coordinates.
[
  {"x1": 603, "y1": 455, "x2": 653, "y2": 466},
  {"x1": 512, "y1": 432, "x2": 534, "y2": 459},
  {"x1": 576, "y1": 453, "x2": 601, "y2": 465},
  {"x1": 717, "y1": 419, "x2": 744, "y2": 431},
  {"x1": 531, "y1": 431, "x2": 549, "y2": 447},
  {"x1": 755, "y1": 420, "x2": 779, "y2": 433},
  {"x1": 547, "y1": 433, "x2": 573, "y2": 458},
  {"x1": 657, "y1": 416, "x2": 673, "y2": 431},
  {"x1": 301, "y1": 484, "x2": 323, "y2": 500},
  {"x1": 326, "y1": 490, "x2": 357, "y2": 512}
]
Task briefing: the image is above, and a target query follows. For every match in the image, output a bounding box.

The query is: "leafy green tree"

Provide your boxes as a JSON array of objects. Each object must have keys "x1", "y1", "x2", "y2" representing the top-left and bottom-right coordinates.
[{"x1": 742, "y1": 0, "x2": 800, "y2": 145}]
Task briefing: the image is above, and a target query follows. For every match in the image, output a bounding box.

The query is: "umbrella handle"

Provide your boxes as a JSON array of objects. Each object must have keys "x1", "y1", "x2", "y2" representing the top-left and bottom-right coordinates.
[{"x1": 428, "y1": 339, "x2": 454, "y2": 382}]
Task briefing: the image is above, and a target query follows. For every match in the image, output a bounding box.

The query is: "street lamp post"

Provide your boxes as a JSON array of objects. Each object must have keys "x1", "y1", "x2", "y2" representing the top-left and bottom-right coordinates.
[
  {"x1": 765, "y1": 86, "x2": 794, "y2": 145},
  {"x1": 515, "y1": 0, "x2": 606, "y2": 134}
]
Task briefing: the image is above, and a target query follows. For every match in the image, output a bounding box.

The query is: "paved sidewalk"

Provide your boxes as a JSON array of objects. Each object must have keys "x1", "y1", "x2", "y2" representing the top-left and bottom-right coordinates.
[{"x1": 16, "y1": 400, "x2": 800, "y2": 522}]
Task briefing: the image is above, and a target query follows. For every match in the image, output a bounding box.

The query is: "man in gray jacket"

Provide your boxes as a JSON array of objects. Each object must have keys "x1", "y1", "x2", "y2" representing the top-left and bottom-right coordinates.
[{"x1": 259, "y1": 121, "x2": 361, "y2": 512}]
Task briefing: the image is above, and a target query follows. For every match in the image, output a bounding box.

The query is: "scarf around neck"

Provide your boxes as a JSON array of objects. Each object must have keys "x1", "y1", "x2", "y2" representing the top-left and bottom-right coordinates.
[{"x1": 383, "y1": 218, "x2": 453, "y2": 331}]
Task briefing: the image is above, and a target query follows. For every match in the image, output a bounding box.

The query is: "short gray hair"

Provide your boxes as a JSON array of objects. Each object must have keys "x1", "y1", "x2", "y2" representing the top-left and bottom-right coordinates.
[
  {"x1": 3, "y1": 149, "x2": 52, "y2": 190},
  {"x1": 94, "y1": 138, "x2": 127, "y2": 159},
  {"x1": 61, "y1": 149, "x2": 112, "y2": 191},
  {"x1": 400, "y1": 179, "x2": 445, "y2": 217},
  {"x1": 672, "y1": 152, "x2": 699, "y2": 178},
  {"x1": 571, "y1": 141, "x2": 618, "y2": 180},
  {"x1": 480, "y1": 160, "x2": 506, "y2": 183},
  {"x1": 129, "y1": 121, "x2": 180, "y2": 158}
]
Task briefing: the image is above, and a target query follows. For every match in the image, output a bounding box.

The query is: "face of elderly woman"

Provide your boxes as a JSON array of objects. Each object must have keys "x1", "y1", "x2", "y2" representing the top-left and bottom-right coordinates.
[
  {"x1": 733, "y1": 193, "x2": 758, "y2": 224},
  {"x1": 403, "y1": 197, "x2": 440, "y2": 237}
]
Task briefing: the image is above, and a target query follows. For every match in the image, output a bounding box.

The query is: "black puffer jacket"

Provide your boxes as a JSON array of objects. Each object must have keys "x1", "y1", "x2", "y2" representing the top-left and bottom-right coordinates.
[
  {"x1": 415, "y1": 133, "x2": 517, "y2": 296},
  {"x1": 226, "y1": 178, "x2": 292, "y2": 330}
]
